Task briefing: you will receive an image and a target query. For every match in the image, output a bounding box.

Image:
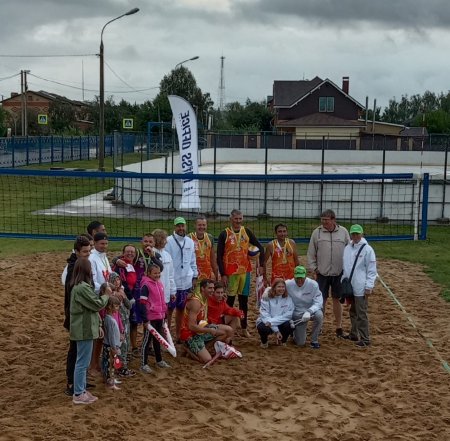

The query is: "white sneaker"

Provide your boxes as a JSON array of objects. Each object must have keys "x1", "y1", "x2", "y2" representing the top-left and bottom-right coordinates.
[
  {"x1": 140, "y1": 364, "x2": 153, "y2": 374},
  {"x1": 156, "y1": 360, "x2": 171, "y2": 368},
  {"x1": 260, "y1": 342, "x2": 269, "y2": 349},
  {"x1": 73, "y1": 391, "x2": 95, "y2": 405}
]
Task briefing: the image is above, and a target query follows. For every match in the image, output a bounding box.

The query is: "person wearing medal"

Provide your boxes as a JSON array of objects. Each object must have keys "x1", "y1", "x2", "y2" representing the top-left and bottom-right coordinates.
[
  {"x1": 265, "y1": 223, "x2": 300, "y2": 284},
  {"x1": 189, "y1": 216, "x2": 219, "y2": 289},
  {"x1": 217, "y1": 209, "x2": 265, "y2": 337},
  {"x1": 165, "y1": 217, "x2": 198, "y2": 342}
]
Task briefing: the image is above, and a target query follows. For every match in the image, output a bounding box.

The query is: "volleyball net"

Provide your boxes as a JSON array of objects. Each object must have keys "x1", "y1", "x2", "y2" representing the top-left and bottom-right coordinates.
[{"x1": 0, "y1": 169, "x2": 429, "y2": 242}]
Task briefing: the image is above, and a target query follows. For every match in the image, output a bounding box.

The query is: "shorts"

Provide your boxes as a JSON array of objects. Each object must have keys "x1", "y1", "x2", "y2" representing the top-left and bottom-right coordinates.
[
  {"x1": 317, "y1": 274, "x2": 343, "y2": 299},
  {"x1": 227, "y1": 273, "x2": 248, "y2": 296},
  {"x1": 168, "y1": 289, "x2": 190, "y2": 310},
  {"x1": 185, "y1": 325, "x2": 218, "y2": 354}
]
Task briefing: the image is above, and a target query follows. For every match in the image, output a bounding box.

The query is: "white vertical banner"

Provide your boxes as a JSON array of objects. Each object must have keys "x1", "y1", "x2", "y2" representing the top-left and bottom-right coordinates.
[{"x1": 168, "y1": 95, "x2": 201, "y2": 210}]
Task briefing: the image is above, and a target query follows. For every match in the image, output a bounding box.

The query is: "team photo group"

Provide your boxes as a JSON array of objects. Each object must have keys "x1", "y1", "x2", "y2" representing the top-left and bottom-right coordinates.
[{"x1": 64, "y1": 209, "x2": 377, "y2": 405}]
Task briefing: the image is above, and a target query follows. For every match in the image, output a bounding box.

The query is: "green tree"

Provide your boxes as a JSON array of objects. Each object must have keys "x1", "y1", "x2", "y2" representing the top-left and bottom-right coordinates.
[
  {"x1": 413, "y1": 110, "x2": 450, "y2": 134},
  {"x1": 0, "y1": 106, "x2": 7, "y2": 136},
  {"x1": 153, "y1": 66, "x2": 214, "y2": 122},
  {"x1": 48, "y1": 101, "x2": 76, "y2": 134}
]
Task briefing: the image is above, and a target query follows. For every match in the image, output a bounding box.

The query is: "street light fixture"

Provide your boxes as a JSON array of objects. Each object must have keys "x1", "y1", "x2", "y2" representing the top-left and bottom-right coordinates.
[
  {"x1": 99, "y1": 7, "x2": 139, "y2": 171},
  {"x1": 174, "y1": 56, "x2": 199, "y2": 70}
]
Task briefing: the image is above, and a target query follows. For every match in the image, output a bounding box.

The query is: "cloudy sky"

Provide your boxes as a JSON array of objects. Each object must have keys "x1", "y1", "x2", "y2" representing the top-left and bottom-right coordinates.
[{"x1": 1, "y1": 0, "x2": 450, "y2": 110}]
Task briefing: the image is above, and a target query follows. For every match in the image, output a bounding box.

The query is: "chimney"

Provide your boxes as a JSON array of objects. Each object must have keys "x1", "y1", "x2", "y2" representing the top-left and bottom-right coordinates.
[
  {"x1": 342, "y1": 76, "x2": 349, "y2": 94},
  {"x1": 11, "y1": 92, "x2": 19, "y2": 98}
]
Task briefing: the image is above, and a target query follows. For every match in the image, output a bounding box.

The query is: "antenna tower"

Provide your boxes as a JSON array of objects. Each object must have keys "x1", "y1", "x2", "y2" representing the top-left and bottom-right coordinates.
[{"x1": 218, "y1": 56, "x2": 225, "y2": 111}]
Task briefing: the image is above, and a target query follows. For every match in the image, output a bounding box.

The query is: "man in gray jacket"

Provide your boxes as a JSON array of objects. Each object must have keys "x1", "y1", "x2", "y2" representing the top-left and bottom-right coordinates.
[
  {"x1": 286, "y1": 266, "x2": 323, "y2": 349},
  {"x1": 307, "y1": 209, "x2": 350, "y2": 338}
]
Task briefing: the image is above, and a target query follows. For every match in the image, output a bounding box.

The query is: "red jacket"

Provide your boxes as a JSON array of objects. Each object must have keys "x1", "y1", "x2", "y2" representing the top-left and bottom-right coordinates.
[{"x1": 207, "y1": 296, "x2": 242, "y2": 325}]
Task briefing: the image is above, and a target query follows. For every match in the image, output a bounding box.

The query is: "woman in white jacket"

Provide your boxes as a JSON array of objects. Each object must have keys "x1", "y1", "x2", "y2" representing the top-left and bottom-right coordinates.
[
  {"x1": 342, "y1": 224, "x2": 377, "y2": 347},
  {"x1": 256, "y1": 279, "x2": 294, "y2": 348}
]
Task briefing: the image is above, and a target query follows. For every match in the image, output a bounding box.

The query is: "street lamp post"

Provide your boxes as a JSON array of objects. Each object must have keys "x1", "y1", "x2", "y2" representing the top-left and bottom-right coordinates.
[
  {"x1": 174, "y1": 56, "x2": 199, "y2": 70},
  {"x1": 99, "y1": 7, "x2": 139, "y2": 171}
]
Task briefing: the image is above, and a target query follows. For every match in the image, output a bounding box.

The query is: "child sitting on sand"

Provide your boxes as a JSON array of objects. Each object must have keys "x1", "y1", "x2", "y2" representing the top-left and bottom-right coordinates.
[
  {"x1": 139, "y1": 264, "x2": 171, "y2": 373},
  {"x1": 102, "y1": 294, "x2": 122, "y2": 390}
]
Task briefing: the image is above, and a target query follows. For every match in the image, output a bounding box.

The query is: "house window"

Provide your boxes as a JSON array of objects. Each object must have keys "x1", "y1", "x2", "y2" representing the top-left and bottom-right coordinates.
[{"x1": 319, "y1": 96, "x2": 334, "y2": 112}]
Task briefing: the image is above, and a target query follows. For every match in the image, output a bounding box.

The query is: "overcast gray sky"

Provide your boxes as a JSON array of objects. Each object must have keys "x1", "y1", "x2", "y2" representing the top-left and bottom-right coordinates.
[{"x1": 1, "y1": 0, "x2": 449, "y2": 110}]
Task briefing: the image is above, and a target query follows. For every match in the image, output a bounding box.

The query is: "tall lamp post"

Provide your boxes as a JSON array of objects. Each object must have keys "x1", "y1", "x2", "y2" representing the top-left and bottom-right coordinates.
[
  {"x1": 99, "y1": 7, "x2": 139, "y2": 171},
  {"x1": 174, "y1": 56, "x2": 199, "y2": 70}
]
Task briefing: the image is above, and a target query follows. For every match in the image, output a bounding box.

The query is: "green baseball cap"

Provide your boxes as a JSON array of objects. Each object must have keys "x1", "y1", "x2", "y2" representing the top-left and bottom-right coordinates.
[
  {"x1": 349, "y1": 224, "x2": 364, "y2": 234},
  {"x1": 294, "y1": 265, "x2": 307, "y2": 278},
  {"x1": 174, "y1": 217, "x2": 187, "y2": 225}
]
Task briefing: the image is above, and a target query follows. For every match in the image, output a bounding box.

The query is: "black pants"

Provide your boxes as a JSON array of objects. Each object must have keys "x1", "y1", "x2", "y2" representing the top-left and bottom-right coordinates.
[
  {"x1": 141, "y1": 319, "x2": 163, "y2": 365},
  {"x1": 226, "y1": 295, "x2": 249, "y2": 329},
  {"x1": 257, "y1": 320, "x2": 292, "y2": 344},
  {"x1": 66, "y1": 339, "x2": 77, "y2": 385}
]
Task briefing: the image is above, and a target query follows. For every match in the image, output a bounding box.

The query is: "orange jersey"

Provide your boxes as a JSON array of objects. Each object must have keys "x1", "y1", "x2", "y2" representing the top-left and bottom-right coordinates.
[
  {"x1": 180, "y1": 293, "x2": 208, "y2": 341},
  {"x1": 270, "y1": 239, "x2": 297, "y2": 282},
  {"x1": 189, "y1": 232, "x2": 214, "y2": 280},
  {"x1": 223, "y1": 227, "x2": 250, "y2": 276}
]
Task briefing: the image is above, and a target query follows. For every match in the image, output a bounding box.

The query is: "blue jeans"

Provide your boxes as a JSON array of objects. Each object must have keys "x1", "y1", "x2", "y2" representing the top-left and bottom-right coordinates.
[{"x1": 74, "y1": 340, "x2": 93, "y2": 396}]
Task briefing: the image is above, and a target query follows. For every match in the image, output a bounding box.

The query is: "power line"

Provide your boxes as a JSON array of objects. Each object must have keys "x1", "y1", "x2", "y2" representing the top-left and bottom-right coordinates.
[
  {"x1": 104, "y1": 60, "x2": 152, "y2": 96},
  {"x1": 0, "y1": 73, "x2": 21, "y2": 82},
  {"x1": 28, "y1": 72, "x2": 158, "y2": 94}
]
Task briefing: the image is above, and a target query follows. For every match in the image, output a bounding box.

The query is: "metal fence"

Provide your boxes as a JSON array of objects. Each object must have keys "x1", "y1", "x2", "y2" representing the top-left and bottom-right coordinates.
[{"x1": 0, "y1": 133, "x2": 137, "y2": 168}]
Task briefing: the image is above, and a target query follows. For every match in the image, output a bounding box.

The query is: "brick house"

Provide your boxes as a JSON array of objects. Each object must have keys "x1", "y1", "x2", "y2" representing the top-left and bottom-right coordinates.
[{"x1": 1, "y1": 90, "x2": 93, "y2": 135}]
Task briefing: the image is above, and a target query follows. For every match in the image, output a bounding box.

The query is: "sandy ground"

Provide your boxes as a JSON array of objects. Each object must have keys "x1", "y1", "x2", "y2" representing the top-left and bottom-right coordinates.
[{"x1": 1, "y1": 253, "x2": 450, "y2": 441}]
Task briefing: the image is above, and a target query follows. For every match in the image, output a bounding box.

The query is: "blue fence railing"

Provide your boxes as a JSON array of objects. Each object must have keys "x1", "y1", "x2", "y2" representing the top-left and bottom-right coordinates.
[{"x1": 0, "y1": 133, "x2": 136, "y2": 168}]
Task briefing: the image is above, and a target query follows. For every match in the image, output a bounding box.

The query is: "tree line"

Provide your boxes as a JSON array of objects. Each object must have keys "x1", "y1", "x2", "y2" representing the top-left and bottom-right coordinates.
[{"x1": 2, "y1": 68, "x2": 450, "y2": 136}]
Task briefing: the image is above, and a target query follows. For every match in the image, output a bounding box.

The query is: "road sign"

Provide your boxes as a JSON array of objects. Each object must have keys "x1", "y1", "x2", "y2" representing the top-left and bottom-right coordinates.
[
  {"x1": 38, "y1": 114, "x2": 48, "y2": 125},
  {"x1": 123, "y1": 118, "x2": 134, "y2": 129}
]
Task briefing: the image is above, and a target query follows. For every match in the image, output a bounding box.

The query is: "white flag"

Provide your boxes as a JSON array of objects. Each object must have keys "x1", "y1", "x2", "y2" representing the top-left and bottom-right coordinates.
[{"x1": 168, "y1": 95, "x2": 201, "y2": 210}]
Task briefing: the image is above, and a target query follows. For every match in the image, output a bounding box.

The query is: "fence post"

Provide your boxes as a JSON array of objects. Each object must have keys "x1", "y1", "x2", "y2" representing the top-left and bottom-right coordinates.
[
  {"x1": 420, "y1": 173, "x2": 429, "y2": 240},
  {"x1": 51, "y1": 135, "x2": 54, "y2": 164},
  {"x1": 38, "y1": 136, "x2": 42, "y2": 165},
  {"x1": 26, "y1": 136, "x2": 29, "y2": 166},
  {"x1": 441, "y1": 140, "x2": 448, "y2": 219},
  {"x1": 11, "y1": 137, "x2": 15, "y2": 168}
]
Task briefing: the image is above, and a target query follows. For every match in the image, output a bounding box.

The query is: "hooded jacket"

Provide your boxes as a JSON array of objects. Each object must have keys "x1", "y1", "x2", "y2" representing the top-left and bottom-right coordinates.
[
  {"x1": 139, "y1": 276, "x2": 167, "y2": 321},
  {"x1": 256, "y1": 291, "x2": 294, "y2": 333},
  {"x1": 342, "y1": 238, "x2": 377, "y2": 297},
  {"x1": 70, "y1": 281, "x2": 108, "y2": 341}
]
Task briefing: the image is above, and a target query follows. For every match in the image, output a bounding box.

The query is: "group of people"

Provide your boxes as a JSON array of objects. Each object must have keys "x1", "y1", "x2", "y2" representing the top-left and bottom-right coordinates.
[{"x1": 63, "y1": 210, "x2": 377, "y2": 405}]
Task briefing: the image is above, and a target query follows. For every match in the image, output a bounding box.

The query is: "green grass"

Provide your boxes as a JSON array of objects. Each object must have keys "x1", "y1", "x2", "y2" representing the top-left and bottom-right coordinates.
[{"x1": 20, "y1": 152, "x2": 147, "y2": 172}]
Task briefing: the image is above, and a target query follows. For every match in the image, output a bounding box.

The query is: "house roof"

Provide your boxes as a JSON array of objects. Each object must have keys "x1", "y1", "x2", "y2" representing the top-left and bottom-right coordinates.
[
  {"x1": 273, "y1": 76, "x2": 365, "y2": 110},
  {"x1": 273, "y1": 76, "x2": 323, "y2": 107},
  {"x1": 400, "y1": 127, "x2": 428, "y2": 137},
  {"x1": 277, "y1": 113, "x2": 366, "y2": 128},
  {"x1": 1, "y1": 90, "x2": 88, "y2": 107}
]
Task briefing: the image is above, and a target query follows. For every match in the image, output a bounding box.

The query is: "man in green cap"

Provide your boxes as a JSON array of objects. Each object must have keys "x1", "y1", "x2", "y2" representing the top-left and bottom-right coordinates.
[
  {"x1": 165, "y1": 217, "x2": 198, "y2": 341},
  {"x1": 286, "y1": 265, "x2": 324, "y2": 349},
  {"x1": 342, "y1": 224, "x2": 377, "y2": 347}
]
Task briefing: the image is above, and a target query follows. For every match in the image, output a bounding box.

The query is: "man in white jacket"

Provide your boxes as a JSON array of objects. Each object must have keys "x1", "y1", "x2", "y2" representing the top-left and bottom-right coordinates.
[
  {"x1": 342, "y1": 224, "x2": 377, "y2": 348},
  {"x1": 286, "y1": 266, "x2": 324, "y2": 349},
  {"x1": 165, "y1": 217, "x2": 198, "y2": 341}
]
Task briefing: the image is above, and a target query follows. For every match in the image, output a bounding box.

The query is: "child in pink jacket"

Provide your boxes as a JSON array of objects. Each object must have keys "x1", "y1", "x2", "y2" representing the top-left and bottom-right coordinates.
[{"x1": 139, "y1": 264, "x2": 170, "y2": 373}]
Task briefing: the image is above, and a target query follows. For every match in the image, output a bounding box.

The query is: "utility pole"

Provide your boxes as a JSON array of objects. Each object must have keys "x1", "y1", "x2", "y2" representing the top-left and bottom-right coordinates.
[
  {"x1": 218, "y1": 56, "x2": 225, "y2": 111},
  {"x1": 20, "y1": 70, "x2": 24, "y2": 135},
  {"x1": 24, "y1": 70, "x2": 29, "y2": 136}
]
